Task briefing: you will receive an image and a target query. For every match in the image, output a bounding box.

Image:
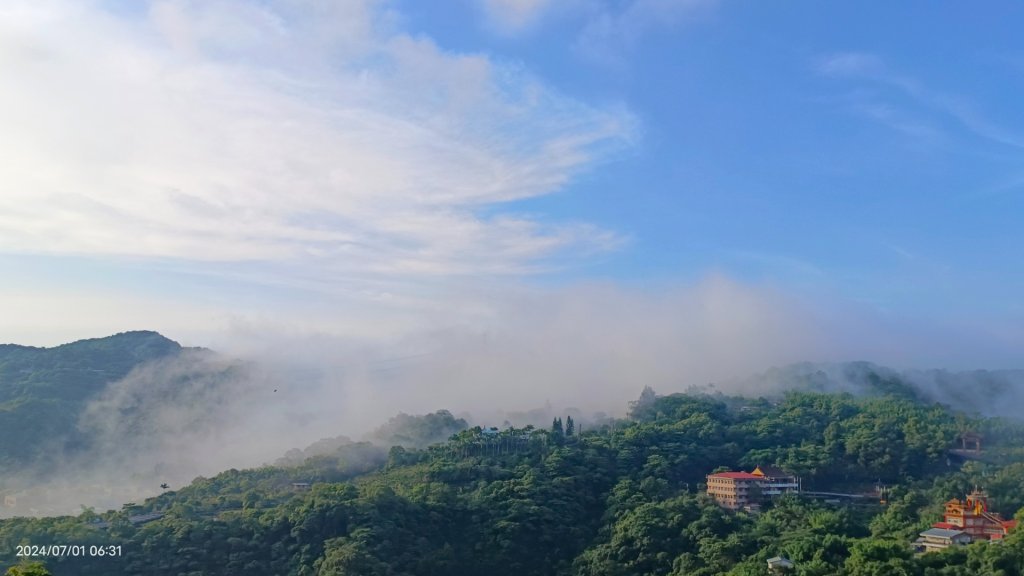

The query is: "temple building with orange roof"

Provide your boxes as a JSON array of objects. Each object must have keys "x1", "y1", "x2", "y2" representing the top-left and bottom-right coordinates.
[
  {"x1": 930, "y1": 488, "x2": 1017, "y2": 543},
  {"x1": 750, "y1": 465, "x2": 800, "y2": 497}
]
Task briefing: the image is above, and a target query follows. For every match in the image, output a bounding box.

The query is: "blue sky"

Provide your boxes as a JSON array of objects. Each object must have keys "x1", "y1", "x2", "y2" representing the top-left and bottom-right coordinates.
[
  {"x1": 0, "y1": 0, "x2": 1021, "y2": 376},
  {"x1": 416, "y1": 1, "x2": 1024, "y2": 336},
  {"x1": 404, "y1": 1, "x2": 1024, "y2": 302}
]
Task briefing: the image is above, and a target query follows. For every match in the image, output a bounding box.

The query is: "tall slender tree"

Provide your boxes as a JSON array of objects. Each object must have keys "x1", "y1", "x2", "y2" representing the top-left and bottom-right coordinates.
[{"x1": 552, "y1": 417, "x2": 564, "y2": 437}]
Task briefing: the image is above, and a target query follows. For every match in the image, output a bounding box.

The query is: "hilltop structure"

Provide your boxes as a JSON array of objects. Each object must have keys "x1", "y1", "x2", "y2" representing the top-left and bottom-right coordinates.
[
  {"x1": 934, "y1": 489, "x2": 1017, "y2": 541},
  {"x1": 915, "y1": 488, "x2": 1018, "y2": 552},
  {"x1": 706, "y1": 465, "x2": 799, "y2": 510},
  {"x1": 915, "y1": 528, "x2": 972, "y2": 553},
  {"x1": 750, "y1": 465, "x2": 800, "y2": 496},
  {"x1": 766, "y1": 556, "x2": 795, "y2": 574}
]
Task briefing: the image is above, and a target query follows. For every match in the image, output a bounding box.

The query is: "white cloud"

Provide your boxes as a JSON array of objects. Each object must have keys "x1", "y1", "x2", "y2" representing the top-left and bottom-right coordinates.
[
  {"x1": 66, "y1": 273, "x2": 1023, "y2": 449},
  {"x1": 472, "y1": 0, "x2": 716, "y2": 62},
  {"x1": 478, "y1": 0, "x2": 557, "y2": 34},
  {"x1": 0, "y1": 0, "x2": 635, "y2": 281},
  {"x1": 574, "y1": 0, "x2": 717, "y2": 64},
  {"x1": 200, "y1": 274, "x2": 836, "y2": 422}
]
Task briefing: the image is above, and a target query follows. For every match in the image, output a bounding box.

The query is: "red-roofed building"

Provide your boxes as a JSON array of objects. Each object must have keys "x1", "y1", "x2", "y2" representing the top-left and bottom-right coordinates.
[
  {"x1": 932, "y1": 489, "x2": 1018, "y2": 542},
  {"x1": 707, "y1": 467, "x2": 799, "y2": 509},
  {"x1": 714, "y1": 472, "x2": 761, "y2": 480}
]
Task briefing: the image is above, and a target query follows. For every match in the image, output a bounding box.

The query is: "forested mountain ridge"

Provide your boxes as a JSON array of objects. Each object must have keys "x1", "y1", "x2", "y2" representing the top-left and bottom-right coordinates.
[
  {"x1": 3, "y1": 389, "x2": 1024, "y2": 576},
  {"x1": 3, "y1": 332, "x2": 1024, "y2": 574},
  {"x1": 737, "y1": 361, "x2": 1024, "y2": 418},
  {"x1": 4, "y1": 330, "x2": 1021, "y2": 482},
  {"x1": 3, "y1": 330, "x2": 1020, "y2": 465},
  {"x1": 0, "y1": 331, "x2": 190, "y2": 470},
  {"x1": 0, "y1": 331, "x2": 183, "y2": 403}
]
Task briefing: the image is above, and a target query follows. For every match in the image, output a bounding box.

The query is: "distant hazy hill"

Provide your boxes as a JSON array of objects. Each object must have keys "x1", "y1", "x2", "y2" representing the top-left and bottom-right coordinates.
[
  {"x1": 741, "y1": 361, "x2": 1024, "y2": 418},
  {"x1": 0, "y1": 331, "x2": 189, "y2": 469}
]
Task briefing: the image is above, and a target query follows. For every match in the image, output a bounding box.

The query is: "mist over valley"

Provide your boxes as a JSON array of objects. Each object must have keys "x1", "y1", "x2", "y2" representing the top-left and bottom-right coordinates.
[{"x1": 2, "y1": 330, "x2": 1021, "y2": 519}]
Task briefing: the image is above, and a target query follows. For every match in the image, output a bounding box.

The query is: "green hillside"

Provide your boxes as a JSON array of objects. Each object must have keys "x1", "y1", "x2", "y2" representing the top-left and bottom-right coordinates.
[
  {"x1": 2, "y1": 389, "x2": 1023, "y2": 576},
  {"x1": 0, "y1": 332, "x2": 185, "y2": 470}
]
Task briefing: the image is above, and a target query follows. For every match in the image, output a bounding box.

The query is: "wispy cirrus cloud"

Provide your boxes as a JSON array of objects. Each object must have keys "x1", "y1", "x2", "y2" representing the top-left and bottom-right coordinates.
[
  {"x1": 0, "y1": 0, "x2": 635, "y2": 281},
  {"x1": 818, "y1": 52, "x2": 885, "y2": 77},
  {"x1": 818, "y1": 51, "x2": 1024, "y2": 149},
  {"x1": 573, "y1": 0, "x2": 718, "y2": 64},
  {"x1": 471, "y1": 0, "x2": 717, "y2": 64}
]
